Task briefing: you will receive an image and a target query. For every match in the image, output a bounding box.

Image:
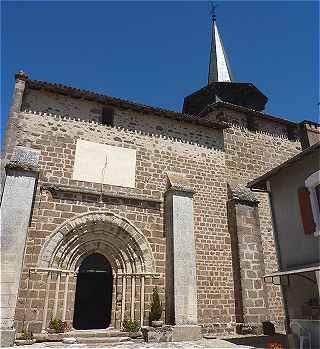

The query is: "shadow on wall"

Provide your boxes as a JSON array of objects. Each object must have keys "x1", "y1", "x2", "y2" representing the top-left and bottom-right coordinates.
[{"x1": 224, "y1": 334, "x2": 288, "y2": 349}]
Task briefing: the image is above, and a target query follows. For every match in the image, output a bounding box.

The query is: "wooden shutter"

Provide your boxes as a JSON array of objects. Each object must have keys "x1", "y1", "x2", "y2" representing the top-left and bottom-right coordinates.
[{"x1": 298, "y1": 187, "x2": 316, "y2": 235}]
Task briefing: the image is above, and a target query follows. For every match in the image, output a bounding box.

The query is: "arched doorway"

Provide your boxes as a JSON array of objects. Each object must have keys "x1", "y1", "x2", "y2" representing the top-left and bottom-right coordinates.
[
  {"x1": 73, "y1": 253, "x2": 113, "y2": 329},
  {"x1": 37, "y1": 211, "x2": 156, "y2": 330}
]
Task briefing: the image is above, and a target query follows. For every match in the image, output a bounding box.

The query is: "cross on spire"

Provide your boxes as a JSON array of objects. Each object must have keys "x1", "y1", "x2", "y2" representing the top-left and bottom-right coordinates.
[
  {"x1": 209, "y1": 2, "x2": 217, "y2": 22},
  {"x1": 208, "y1": 2, "x2": 233, "y2": 84}
]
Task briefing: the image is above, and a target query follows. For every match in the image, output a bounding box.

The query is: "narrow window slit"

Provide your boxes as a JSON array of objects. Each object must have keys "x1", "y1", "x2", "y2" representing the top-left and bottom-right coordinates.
[{"x1": 101, "y1": 107, "x2": 114, "y2": 126}]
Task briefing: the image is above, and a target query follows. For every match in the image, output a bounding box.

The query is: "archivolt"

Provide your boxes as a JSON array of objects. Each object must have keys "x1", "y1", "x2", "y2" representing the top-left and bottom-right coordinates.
[{"x1": 37, "y1": 211, "x2": 155, "y2": 273}]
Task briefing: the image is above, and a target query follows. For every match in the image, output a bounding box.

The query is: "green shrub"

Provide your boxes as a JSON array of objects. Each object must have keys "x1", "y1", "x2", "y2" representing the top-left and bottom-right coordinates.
[
  {"x1": 49, "y1": 318, "x2": 64, "y2": 333},
  {"x1": 17, "y1": 329, "x2": 33, "y2": 340},
  {"x1": 122, "y1": 319, "x2": 140, "y2": 333},
  {"x1": 149, "y1": 287, "x2": 163, "y2": 322}
]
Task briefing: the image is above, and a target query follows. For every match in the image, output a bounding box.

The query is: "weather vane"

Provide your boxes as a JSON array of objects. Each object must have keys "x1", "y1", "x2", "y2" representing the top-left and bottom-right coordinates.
[{"x1": 209, "y1": 2, "x2": 218, "y2": 22}]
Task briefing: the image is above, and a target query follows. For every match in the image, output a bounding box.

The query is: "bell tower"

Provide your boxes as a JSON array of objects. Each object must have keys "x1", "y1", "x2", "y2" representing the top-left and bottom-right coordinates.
[{"x1": 183, "y1": 6, "x2": 268, "y2": 115}]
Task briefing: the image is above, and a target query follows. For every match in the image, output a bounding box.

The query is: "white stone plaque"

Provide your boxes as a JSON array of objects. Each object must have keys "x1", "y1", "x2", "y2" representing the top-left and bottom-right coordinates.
[{"x1": 72, "y1": 139, "x2": 136, "y2": 188}]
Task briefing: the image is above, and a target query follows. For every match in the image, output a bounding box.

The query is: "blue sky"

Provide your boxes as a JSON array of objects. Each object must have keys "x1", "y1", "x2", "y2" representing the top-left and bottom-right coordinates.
[{"x1": 1, "y1": 1, "x2": 319, "y2": 140}]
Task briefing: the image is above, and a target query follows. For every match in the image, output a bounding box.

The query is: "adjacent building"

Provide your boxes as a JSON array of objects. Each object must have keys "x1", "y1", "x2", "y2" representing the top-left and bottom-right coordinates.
[{"x1": 248, "y1": 141, "x2": 320, "y2": 348}]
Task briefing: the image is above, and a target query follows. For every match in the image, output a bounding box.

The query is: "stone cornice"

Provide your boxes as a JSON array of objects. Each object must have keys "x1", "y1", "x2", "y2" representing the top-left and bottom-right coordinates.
[
  {"x1": 15, "y1": 70, "x2": 29, "y2": 81},
  {"x1": 5, "y1": 161, "x2": 39, "y2": 173},
  {"x1": 165, "y1": 172, "x2": 195, "y2": 194},
  {"x1": 228, "y1": 182, "x2": 259, "y2": 205},
  {"x1": 41, "y1": 182, "x2": 162, "y2": 209}
]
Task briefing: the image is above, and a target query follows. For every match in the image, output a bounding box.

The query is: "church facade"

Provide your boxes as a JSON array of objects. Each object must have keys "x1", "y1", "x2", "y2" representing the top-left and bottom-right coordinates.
[{"x1": 1, "y1": 14, "x2": 318, "y2": 345}]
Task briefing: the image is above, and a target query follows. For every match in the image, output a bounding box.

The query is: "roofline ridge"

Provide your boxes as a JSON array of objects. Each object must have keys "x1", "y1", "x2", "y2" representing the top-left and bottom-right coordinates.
[
  {"x1": 27, "y1": 78, "x2": 194, "y2": 118},
  {"x1": 24, "y1": 76, "x2": 310, "y2": 129},
  {"x1": 201, "y1": 101, "x2": 298, "y2": 126}
]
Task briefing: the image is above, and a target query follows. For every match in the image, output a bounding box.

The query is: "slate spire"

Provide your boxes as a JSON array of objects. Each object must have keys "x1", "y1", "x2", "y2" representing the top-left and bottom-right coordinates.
[
  {"x1": 208, "y1": 8, "x2": 233, "y2": 84},
  {"x1": 182, "y1": 5, "x2": 268, "y2": 114}
]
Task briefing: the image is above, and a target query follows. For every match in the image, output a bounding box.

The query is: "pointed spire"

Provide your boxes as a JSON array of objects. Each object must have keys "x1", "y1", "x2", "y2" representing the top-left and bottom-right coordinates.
[
  {"x1": 208, "y1": 5, "x2": 233, "y2": 84},
  {"x1": 182, "y1": 4, "x2": 268, "y2": 114}
]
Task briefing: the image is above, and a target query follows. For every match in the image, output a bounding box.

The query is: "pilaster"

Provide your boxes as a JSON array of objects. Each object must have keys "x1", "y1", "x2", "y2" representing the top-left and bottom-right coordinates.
[
  {"x1": 164, "y1": 172, "x2": 201, "y2": 340},
  {"x1": 227, "y1": 182, "x2": 270, "y2": 335},
  {"x1": 0, "y1": 146, "x2": 39, "y2": 346}
]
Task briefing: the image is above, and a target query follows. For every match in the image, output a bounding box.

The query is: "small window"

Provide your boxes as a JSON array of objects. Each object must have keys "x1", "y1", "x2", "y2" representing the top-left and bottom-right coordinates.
[{"x1": 101, "y1": 107, "x2": 114, "y2": 126}]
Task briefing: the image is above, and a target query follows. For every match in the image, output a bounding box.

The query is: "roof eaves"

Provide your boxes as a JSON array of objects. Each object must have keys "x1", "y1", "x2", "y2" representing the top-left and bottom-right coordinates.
[{"x1": 26, "y1": 79, "x2": 227, "y2": 129}]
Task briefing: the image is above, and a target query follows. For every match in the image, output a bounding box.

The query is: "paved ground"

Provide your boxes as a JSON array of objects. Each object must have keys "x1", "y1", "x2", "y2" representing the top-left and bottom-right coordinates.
[
  {"x1": 17, "y1": 338, "x2": 254, "y2": 349},
  {"x1": 13, "y1": 333, "x2": 290, "y2": 348}
]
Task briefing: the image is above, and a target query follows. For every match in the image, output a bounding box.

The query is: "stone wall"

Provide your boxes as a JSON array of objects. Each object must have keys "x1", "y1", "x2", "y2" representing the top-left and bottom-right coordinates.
[
  {"x1": 14, "y1": 187, "x2": 164, "y2": 333},
  {"x1": 22, "y1": 89, "x2": 103, "y2": 122},
  {"x1": 6, "y1": 85, "x2": 302, "y2": 335},
  {"x1": 12, "y1": 106, "x2": 231, "y2": 334},
  {"x1": 21, "y1": 88, "x2": 223, "y2": 150},
  {"x1": 221, "y1": 110, "x2": 301, "y2": 331}
]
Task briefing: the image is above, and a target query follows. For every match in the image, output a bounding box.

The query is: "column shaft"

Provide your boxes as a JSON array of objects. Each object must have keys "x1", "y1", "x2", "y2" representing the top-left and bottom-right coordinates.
[
  {"x1": 140, "y1": 276, "x2": 145, "y2": 326},
  {"x1": 53, "y1": 273, "x2": 61, "y2": 318},
  {"x1": 62, "y1": 273, "x2": 69, "y2": 322},
  {"x1": 120, "y1": 276, "x2": 126, "y2": 325},
  {"x1": 130, "y1": 276, "x2": 135, "y2": 321},
  {"x1": 42, "y1": 272, "x2": 51, "y2": 332}
]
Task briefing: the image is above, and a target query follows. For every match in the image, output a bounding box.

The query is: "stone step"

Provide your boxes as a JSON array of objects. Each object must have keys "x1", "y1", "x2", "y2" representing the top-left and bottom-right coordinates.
[
  {"x1": 65, "y1": 329, "x2": 130, "y2": 338},
  {"x1": 76, "y1": 336, "x2": 131, "y2": 344}
]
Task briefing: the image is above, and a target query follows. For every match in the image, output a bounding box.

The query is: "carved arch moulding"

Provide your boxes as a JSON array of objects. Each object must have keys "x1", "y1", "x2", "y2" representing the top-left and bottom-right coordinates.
[{"x1": 36, "y1": 211, "x2": 156, "y2": 275}]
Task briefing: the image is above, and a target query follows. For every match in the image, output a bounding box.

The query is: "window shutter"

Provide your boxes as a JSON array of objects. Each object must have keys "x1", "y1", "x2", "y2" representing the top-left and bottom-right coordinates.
[{"x1": 298, "y1": 187, "x2": 316, "y2": 235}]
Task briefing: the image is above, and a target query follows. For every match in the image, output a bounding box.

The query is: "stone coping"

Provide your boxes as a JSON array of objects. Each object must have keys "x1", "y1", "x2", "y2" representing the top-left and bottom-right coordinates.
[
  {"x1": 5, "y1": 161, "x2": 39, "y2": 172},
  {"x1": 228, "y1": 182, "x2": 259, "y2": 204},
  {"x1": 5, "y1": 145, "x2": 41, "y2": 173},
  {"x1": 166, "y1": 172, "x2": 195, "y2": 194}
]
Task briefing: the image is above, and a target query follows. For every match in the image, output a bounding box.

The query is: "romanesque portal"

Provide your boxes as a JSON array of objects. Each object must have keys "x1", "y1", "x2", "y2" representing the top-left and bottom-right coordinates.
[{"x1": 34, "y1": 212, "x2": 157, "y2": 331}]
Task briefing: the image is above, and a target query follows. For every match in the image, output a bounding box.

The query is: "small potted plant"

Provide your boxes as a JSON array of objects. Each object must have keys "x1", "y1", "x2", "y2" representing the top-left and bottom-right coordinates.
[
  {"x1": 149, "y1": 287, "x2": 163, "y2": 327},
  {"x1": 48, "y1": 318, "x2": 64, "y2": 334},
  {"x1": 48, "y1": 318, "x2": 71, "y2": 334},
  {"x1": 15, "y1": 329, "x2": 36, "y2": 346},
  {"x1": 122, "y1": 319, "x2": 141, "y2": 338}
]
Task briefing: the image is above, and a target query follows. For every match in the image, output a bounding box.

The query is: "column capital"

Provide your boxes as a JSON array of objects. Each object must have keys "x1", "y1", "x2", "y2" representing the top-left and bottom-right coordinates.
[
  {"x1": 5, "y1": 146, "x2": 40, "y2": 173},
  {"x1": 228, "y1": 181, "x2": 259, "y2": 205},
  {"x1": 15, "y1": 70, "x2": 29, "y2": 81},
  {"x1": 165, "y1": 172, "x2": 195, "y2": 195}
]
